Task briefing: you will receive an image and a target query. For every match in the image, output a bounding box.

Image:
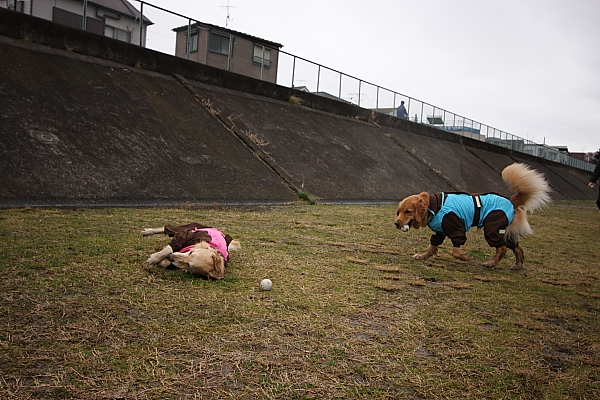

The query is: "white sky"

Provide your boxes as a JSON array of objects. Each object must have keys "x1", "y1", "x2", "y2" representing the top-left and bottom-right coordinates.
[{"x1": 139, "y1": 0, "x2": 600, "y2": 154}]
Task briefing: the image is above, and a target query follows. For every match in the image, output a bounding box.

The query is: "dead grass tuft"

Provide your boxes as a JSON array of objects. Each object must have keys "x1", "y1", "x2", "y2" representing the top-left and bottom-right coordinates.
[
  {"x1": 374, "y1": 282, "x2": 402, "y2": 291},
  {"x1": 408, "y1": 278, "x2": 428, "y2": 287},
  {"x1": 373, "y1": 265, "x2": 401, "y2": 272},
  {"x1": 289, "y1": 95, "x2": 304, "y2": 105},
  {"x1": 540, "y1": 279, "x2": 571, "y2": 286},
  {"x1": 201, "y1": 98, "x2": 221, "y2": 116},
  {"x1": 347, "y1": 257, "x2": 369, "y2": 264},
  {"x1": 442, "y1": 281, "x2": 471, "y2": 290},
  {"x1": 243, "y1": 130, "x2": 269, "y2": 147},
  {"x1": 474, "y1": 275, "x2": 515, "y2": 282},
  {"x1": 380, "y1": 273, "x2": 402, "y2": 280}
]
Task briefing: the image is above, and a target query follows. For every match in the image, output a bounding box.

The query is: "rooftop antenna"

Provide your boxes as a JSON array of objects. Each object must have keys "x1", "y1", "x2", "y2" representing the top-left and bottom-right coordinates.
[{"x1": 220, "y1": 0, "x2": 236, "y2": 27}]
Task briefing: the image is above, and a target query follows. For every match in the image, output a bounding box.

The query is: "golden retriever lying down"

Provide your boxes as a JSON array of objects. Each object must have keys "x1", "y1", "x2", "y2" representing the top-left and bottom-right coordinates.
[
  {"x1": 394, "y1": 163, "x2": 551, "y2": 269},
  {"x1": 142, "y1": 223, "x2": 241, "y2": 279}
]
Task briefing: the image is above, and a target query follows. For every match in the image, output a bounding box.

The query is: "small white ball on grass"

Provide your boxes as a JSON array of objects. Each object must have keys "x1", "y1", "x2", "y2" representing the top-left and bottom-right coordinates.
[{"x1": 260, "y1": 278, "x2": 273, "y2": 291}]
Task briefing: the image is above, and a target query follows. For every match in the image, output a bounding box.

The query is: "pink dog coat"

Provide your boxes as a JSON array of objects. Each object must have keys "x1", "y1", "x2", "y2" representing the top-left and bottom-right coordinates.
[
  {"x1": 179, "y1": 228, "x2": 228, "y2": 259},
  {"x1": 164, "y1": 223, "x2": 233, "y2": 261}
]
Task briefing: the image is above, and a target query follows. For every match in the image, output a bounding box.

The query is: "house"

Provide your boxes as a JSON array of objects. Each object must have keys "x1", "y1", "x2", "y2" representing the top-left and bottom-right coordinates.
[
  {"x1": 570, "y1": 153, "x2": 594, "y2": 163},
  {"x1": 295, "y1": 86, "x2": 351, "y2": 103},
  {"x1": 172, "y1": 21, "x2": 282, "y2": 84},
  {"x1": 1, "y1": 0, "x2": 152, "y2": 46},
  {"x1": 548, "y1": 145, "x2": 569, "y2": 154}
]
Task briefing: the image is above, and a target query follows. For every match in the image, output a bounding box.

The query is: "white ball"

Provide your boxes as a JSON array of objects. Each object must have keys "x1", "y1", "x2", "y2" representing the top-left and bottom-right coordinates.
[{"x1": 260, "y1": 278, "x2": 273, "y2": 291}]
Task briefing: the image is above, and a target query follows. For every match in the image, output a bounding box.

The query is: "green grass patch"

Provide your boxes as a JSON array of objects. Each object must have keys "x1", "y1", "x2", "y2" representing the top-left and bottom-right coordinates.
[{"x1": 0, "y1": 202, "x2": 599, "y2": 399}]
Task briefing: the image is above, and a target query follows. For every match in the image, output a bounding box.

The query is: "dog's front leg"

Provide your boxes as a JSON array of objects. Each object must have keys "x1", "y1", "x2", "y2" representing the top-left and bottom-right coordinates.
[
  {"x1": 482, "y1": 246, "x2": 508, "y2": 268},
  {"x1": 141, "y1": 227, "x2": 165, "y2": 237},
  {"x1": 509, "y1": 246, "x2": 524, "y2": 270},
  {"x1": 414, "y1": 245, "x2": 437, "y2": 260},
  {"x1": 146, "y1": 245, "x2": 173, "y2": 264},
  {"x1": 452, "y1": 247, "x2": 472, "y2": 261}
]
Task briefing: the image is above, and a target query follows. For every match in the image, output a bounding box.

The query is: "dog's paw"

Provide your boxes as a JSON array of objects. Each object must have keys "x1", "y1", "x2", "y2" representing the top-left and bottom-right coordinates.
[
  {"x1": 146, "y1": 253, "x2": 164, "y2": 264},
  {"x1": 451, "y1": 248, "x2": 472, "y2": 262},
  {"x1": 228, "y1": 240, "x2": 242, "y2": 252},
  {"x1": 454, "y1": 254, "x2": 472, "y2": 262},
  {"x1": 141, "y1": 228, "x2": 155, "y2": 237}
]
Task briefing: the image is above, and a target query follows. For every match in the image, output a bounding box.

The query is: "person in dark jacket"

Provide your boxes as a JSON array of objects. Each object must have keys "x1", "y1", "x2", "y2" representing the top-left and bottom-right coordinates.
[
  {"x1": 588, "y1": 158, "x2": 600, "y2": 213},
  {"x1": 397, "y1": 101, "x2": 408, "y2": 119}
]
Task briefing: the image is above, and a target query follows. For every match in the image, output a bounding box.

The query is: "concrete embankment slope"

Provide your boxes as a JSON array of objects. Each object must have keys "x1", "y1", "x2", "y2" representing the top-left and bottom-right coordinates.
[
  {"x1": 0, "y1": 8, "x2": 595, "y2": 207},
  {"x1": 0, "y1": 41, "x2": 296, "y2": 206}
]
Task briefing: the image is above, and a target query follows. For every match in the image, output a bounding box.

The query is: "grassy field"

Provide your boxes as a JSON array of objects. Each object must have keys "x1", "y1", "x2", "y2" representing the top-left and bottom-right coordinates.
[{"x1": 0, "y1": 202, "x2": 599, "y2": 399}]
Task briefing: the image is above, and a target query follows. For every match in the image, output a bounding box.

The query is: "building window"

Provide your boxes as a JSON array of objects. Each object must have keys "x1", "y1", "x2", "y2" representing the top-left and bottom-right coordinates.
[
  {"x1": 209, "y1": 32, "x2": 231, "y2": 55},
  {"x1": 105, "y1": 26, "x2": 131, "y2": 43},
  {"x1": 186, "y1": 31, "x2": 199, "y2": 53},
  {"x1": 253, "y1": 45, "x2": 271, "y2": 67}
]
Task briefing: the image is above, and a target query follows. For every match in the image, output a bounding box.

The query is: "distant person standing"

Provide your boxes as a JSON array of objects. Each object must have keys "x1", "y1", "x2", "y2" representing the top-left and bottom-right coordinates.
[
  {"x1": 588, "y1": 157, "x2": 600, "y2": 215},
  {"x1": 397, "y1": 101, "x2": 408, "y2": 120}
]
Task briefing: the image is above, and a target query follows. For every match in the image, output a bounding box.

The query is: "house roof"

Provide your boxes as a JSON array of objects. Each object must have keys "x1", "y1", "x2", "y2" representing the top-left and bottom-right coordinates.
[
  {"x1": 172, "y1": 21, "x2": 282, "y2": 48},
  {"x1": 89, "y1": 0, "x2": 153, "y2": 24}
]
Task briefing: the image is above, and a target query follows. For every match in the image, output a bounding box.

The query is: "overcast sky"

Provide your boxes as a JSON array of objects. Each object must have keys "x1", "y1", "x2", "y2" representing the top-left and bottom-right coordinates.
[{"x1": 140, "y1": 0, "x2": 600, "y2": 154}]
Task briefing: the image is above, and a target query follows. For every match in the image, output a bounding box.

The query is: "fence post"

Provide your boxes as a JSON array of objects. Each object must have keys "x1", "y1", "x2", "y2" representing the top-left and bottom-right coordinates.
[
  {"x1": 139, "y1": 1, "x2": 144, "y2": 47},
  {"x1": 227, "y1": 33, "x2": 233, "y2": 71},
  {"x1": 358, "y1": 80, "x2": 361, "y2": 106},
  {"x1": 82, "y1": 0, "x2": 87, "y2": 31},
  {"x1": 316, "y1": 65, "x2": 320, "y2": 94},
  {"x1": 339, "y1": 73, "x2": 342, "y2": 100},
  {"x1": 291, "y1": 56, "x2": 296, "y2": 88},
  {"x1": 260, "y1": 45, "x2": 265, "y2": 80},
  {"x1": 186, "y1": 19, "x2": 191, "y2": 59}
]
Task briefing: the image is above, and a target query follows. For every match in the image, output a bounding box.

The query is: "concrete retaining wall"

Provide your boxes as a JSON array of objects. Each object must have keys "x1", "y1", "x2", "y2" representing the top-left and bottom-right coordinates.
[{"x1": 0, "y1": 8, "x2": 596, "y2": 207}]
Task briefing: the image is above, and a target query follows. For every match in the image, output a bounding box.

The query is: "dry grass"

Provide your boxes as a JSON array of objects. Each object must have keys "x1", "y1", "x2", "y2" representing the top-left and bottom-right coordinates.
[
  {"x1": 242, "y1": 130, "x2": 269, "y2": 147},
  {"x1": 289, "y1": 95, "x2": 304, "y2": 106},
  {"x1": 0, "y1": 202, "x2": 599, "y2": 399}
]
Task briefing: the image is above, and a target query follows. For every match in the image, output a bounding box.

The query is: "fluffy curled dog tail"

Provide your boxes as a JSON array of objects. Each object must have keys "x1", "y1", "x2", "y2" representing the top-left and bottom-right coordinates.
[
  {"x1": 502, "y1": 162, "x2": 551, "y2": 212},
  {"x1": 228, "y1": 240, "x2": 242, "y2": 252},
  {"x1": 502, "y1": 163, "x2": 551, "y2": 240}
]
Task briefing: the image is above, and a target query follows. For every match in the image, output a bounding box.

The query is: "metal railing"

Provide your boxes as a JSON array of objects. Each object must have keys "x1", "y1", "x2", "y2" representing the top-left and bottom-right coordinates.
[
  {"x1": 273, "y1": 48, "x2": 594, "y2": 172},
  {"x1": 4, "y1": 0, "x2": 594, "y2": 171}
]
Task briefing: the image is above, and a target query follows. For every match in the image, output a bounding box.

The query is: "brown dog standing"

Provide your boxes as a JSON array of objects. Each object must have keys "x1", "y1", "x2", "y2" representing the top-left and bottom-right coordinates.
[{"x1": 394, "y1": 163, "x2": 550, "y2": 269}]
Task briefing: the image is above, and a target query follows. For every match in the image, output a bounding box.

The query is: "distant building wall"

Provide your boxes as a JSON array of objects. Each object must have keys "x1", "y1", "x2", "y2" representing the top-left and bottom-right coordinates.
[
  {"x1": 1, "y1": 0, "x2": 150, "y2": 45},
  {"x1": 173, "y1": 22, "x2": 280, "y2": 84}
]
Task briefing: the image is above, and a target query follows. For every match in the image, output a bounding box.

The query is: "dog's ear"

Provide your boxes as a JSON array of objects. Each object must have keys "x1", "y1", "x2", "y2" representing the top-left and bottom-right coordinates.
[
  {"x1": 210, "y1": 253, "x2": 225, "y2": 280},
  {"x1": 412, "y1": 192, "x2": 430, "y2": 228}
]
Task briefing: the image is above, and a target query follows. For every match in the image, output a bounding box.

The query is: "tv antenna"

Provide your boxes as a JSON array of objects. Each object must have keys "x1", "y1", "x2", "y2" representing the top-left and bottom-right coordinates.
[{"x1": 220, "y1": 0, "x2": 236, "y2": 27}]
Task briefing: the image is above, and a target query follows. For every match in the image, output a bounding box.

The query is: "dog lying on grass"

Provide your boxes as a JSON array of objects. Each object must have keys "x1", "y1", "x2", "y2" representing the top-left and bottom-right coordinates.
[
  {"x1": 394, "y1": 163, "x2": 551, "y2": 269},
  {"x1": 142, "y1": 223, "x2": 241, "y2": 279}
]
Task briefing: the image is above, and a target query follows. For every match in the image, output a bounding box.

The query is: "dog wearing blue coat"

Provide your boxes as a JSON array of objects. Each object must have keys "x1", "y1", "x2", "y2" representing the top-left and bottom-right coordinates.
[{"x1": 394, "y1": 163, "x2": 551, "y2": 269}]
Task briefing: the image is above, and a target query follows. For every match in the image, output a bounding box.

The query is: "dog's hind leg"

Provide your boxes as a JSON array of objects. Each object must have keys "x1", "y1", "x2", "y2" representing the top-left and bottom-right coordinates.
[
  {"x1": 482, "y1": 246, "x2": 508, "y2": 268},
  {"x1": 147, "y1": 245, "x2": 173, "y2": 264},
  {"x1": 509, "y1": 246, "x2": 525, "y2": 270},
  {"x1": 414, "y1": 245, "x2": 438, "y2": 260},
  {"x1": 141, "y1": 227, "x2": 165, "y2": 237},
  {"x1": 452, "y1": 247, "x2": 472, "y2": 261}
]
